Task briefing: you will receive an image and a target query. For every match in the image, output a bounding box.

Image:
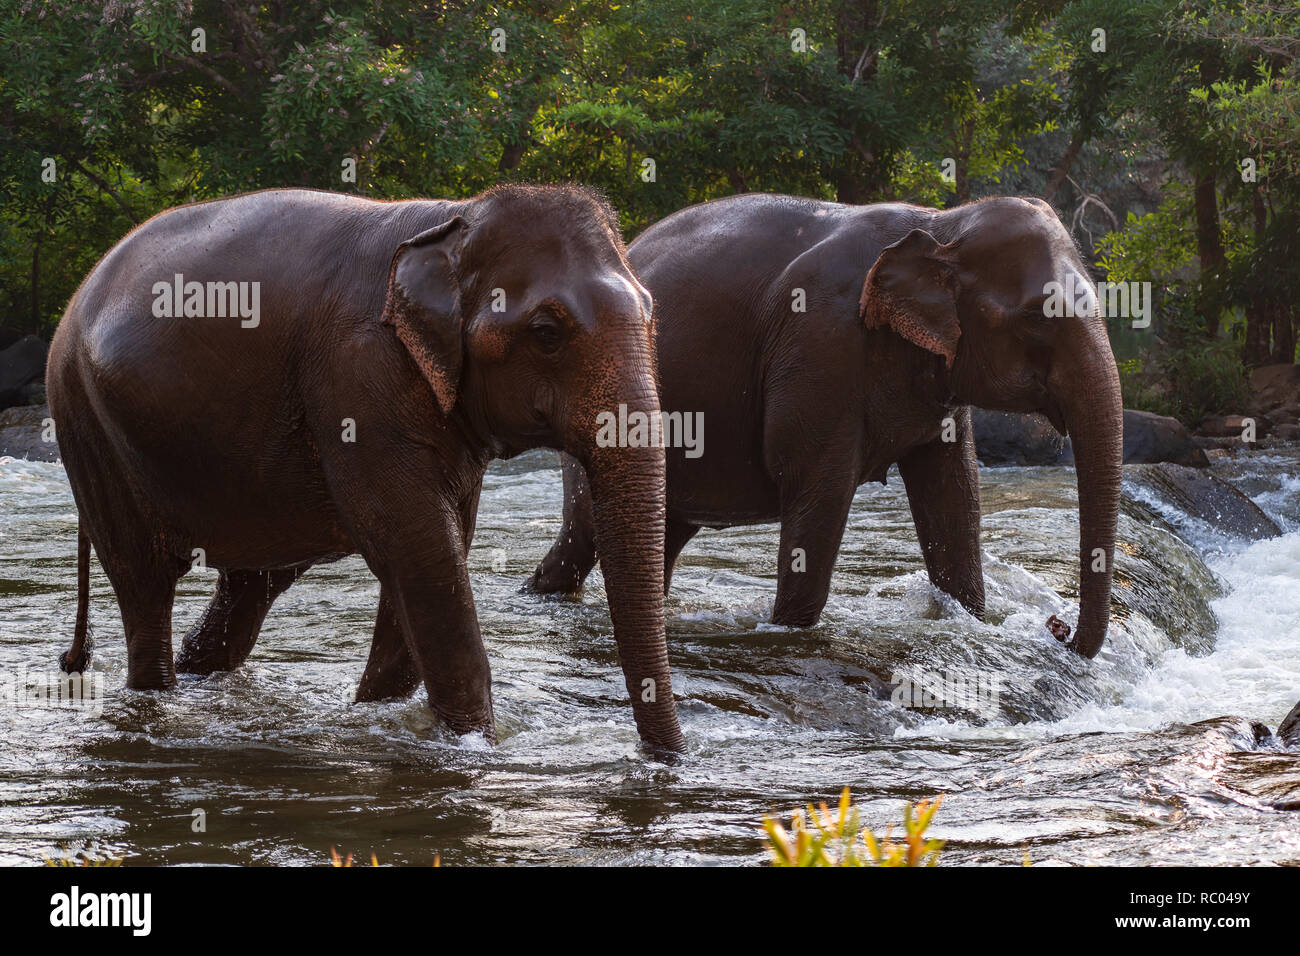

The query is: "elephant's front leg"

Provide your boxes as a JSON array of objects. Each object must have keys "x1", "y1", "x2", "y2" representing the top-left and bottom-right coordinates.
[
  {"x1": 177, "y1": 566, "x2": 305, "y2": 674},
  {"x1": 897, "y1": 406, "x2": 985, "y2": 618},
  {"x1": 526, "y1": 453, "x2": 598, "y2": 594},
  {"x1": 356, "y1": 478, "x2": 482, "y2": 704},
  {"x1": 772, "y1": 474, "x2": 857, "y2": 627},
  {"x1": 375, "y1": 535, "x2": 495, "y2": 739}
]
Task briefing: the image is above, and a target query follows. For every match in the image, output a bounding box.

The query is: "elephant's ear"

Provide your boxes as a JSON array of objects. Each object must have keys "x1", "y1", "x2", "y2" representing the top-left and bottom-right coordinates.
[
  {"x1": 380, "y1": 216, "x2": 468, "y2": 415},
  {"x1": 859, "y1": 228, "x2": 961, "y2": 369}
]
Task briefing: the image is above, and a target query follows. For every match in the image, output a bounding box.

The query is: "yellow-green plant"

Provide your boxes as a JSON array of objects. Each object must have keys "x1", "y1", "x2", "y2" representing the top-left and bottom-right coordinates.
[
  {"x1": 763, "y1": 789, "x2": 944, "y2": 867},
  {"x1": 43, "y1": 842, "x2": 124, "y2": 867},
  {"x1": 329, "y1": 847, "x2": 380, "y2": 867},
  {"x1": 329, "y1": 847, "x2": 441, "y2": 867}
]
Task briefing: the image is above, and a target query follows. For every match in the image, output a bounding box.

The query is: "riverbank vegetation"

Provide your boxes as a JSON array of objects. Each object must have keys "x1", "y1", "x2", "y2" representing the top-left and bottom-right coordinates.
[{"x1": 2, "y1": 1, "x2": 1298, "y2": 427}]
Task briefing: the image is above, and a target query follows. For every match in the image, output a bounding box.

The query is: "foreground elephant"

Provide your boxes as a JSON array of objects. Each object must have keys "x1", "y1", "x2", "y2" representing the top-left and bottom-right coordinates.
[
  {"x1": 47, "y1": 185, "x2": 685, "y2": 751},
  {"x1": 529, "y1": 194, "x2": 1123, "y2": 657}
]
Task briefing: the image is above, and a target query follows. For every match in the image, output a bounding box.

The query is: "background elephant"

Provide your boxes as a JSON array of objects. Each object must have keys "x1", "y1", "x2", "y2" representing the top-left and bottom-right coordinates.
[
  {"x1": 46, "y1": 184, "x2": 685, "y2": 752},
  {"x1": 529, "y1": 194, "x2": 1123, "y2": 658}
]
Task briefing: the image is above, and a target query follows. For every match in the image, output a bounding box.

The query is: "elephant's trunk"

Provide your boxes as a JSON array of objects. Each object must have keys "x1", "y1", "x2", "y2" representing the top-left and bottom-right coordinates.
[
  {"x1": 581, "y1": 374, "x2": 686, "y2": 754},
  {"x1": 1051, "y1": 316, "x2": 1124, "y2": 658}
]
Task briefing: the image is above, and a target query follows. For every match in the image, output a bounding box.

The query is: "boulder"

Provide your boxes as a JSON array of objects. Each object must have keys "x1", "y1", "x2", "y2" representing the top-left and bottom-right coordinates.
[
  {"x1": 1124, "y1": 462, "x2": 1280, "y2": 540},
  {"x1": 1199, "y1": 413, "x2": 1273, "y2": 441},
  {"x1": 973, "y1": 408, "x2": 1208, "y2": 467},
  {"x1": 0, "y1": 403, "x2": 59, "y2": 462},
  {"x1": 970, "y1": 409, "x2": 1067, "y2": 465},
  {"x1": 0, "y1": 334, "x2": 48, "y2": 408},
  {"x1": 0, "y1": 326, "x2": 29, "y2": 350},
  {"x1": 1113, "y1": 410, "x2": 1209, "y2": 466},
  {"x1": 1279, "y1": 700, "x2": 1300, "y2": 749},
  {"x1": 19, "y1": 380, "x2": 45, "y2": 405},
  {"x1": 1251, "y1": 363, "x2": 1300, "y2": 415}
]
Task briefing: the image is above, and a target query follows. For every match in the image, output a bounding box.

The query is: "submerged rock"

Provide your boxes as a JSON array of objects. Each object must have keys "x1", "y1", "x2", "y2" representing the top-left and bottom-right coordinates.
[
  {"x1": 1125, "y1": 462, "x2": 1280, "y2": 540},
  {"x1": 0, "y1": 403, "x2": 59, "y2": 462},
  {"x1": 1280, "y1": 701, "x2": 1300, "y2": 749}
]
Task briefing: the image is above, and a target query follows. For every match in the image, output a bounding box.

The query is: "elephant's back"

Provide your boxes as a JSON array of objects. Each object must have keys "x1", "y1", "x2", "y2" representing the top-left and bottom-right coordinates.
[
  {"x1": 47, "y1": 190, "x2": 451, "y2": 535},
  {"x1": 72, "y1": 191, "x2": 385, "y2": 363},
  {"x1": 58, "y1": 190, "x2": 445, "y2": 402},
  {"x1": 629, "y1": 196, "x2": 855, "y2": 521}
]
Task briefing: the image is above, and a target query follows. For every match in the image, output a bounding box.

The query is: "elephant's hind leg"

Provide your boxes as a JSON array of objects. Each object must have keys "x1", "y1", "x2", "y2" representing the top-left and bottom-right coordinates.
[
  {"x1": 111, "y1": 567, "x2": 183, "y2": 690},
  {"x1": 354, "y1": 587, "x2": 420, "y2": 701},
  {"x1": 526, "y1": 453, "x2": 597, "y2": 594},
  {"x1": 176, "y1": 567, "x2": 305, "y2": 675}
]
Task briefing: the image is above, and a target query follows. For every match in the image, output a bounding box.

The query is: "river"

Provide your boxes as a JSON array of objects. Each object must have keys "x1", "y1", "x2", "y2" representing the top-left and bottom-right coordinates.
[{"x1": 1, "y1": 447, "x2": 1297, "y2": 865}]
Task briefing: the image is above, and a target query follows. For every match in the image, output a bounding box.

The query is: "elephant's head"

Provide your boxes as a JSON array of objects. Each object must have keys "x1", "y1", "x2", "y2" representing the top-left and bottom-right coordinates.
[
  {"x1": 860, "y1": 197, "x2": 1122, "y2": 657},
  {"x1": 380, "y1": 184, "x2": 684, "y2": 752}
]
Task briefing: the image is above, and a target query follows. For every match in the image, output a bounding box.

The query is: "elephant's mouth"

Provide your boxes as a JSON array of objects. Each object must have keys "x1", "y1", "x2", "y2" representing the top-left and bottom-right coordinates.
[{"x1": 1042, "y1": 397, "x2": 1068, "y2": 436}]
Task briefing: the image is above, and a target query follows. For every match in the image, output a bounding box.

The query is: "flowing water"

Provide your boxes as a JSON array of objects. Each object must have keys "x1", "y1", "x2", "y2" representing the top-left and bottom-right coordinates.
[{"x1": 1, "y1": 445, "x2": 1298, "y2": 866}]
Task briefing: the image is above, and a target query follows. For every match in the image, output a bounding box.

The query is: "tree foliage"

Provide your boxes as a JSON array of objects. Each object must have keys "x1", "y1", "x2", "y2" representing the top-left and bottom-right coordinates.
[{"x1": 1, "y1": 0, "x2": 1297, "y2": 386}]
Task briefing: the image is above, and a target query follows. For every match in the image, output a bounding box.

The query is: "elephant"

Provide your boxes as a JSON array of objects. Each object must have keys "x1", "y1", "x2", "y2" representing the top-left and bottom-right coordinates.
[
  {"x1": 527, "y1": 193, "x2": 1123, "y2": 658},
  {"x1": 46, "y1": 184, "x2": 686, "y2": 752}
]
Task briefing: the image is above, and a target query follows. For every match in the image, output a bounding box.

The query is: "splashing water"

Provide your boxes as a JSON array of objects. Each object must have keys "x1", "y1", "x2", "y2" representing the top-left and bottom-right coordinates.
[{"x1": 1, "y1": 445, "x2": 1297, "y2": 865}]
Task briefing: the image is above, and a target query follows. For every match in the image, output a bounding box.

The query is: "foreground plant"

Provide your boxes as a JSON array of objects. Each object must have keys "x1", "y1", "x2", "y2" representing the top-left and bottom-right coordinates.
[
  {"x1": 329, "y1": 847, "x2": 440, "y2": 867},
  {"x1": 43, "y1": 842, "x2": 123, "y2": 867},
  {"x1": 763, "y1": 789, "x2": 944, "y2": 867}
]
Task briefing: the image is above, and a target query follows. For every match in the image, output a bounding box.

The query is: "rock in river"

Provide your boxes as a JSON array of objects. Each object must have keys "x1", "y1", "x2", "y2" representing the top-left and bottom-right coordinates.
[
  {"x1": 1125, "y1": 462, "x2": 1280, "y2": 540},
  {"x1": 0, "y1": 403, "x2": 59, "y2": 462},
  {"x1": 972, "y1": 408, "x2": 1208, "y2": 467},
  {"x1": 1279, "y1": 701, "x2": 1300, "y2": 749},
  {"x1": 0, "y1": 335, "x2": 48, "y2": 409}
]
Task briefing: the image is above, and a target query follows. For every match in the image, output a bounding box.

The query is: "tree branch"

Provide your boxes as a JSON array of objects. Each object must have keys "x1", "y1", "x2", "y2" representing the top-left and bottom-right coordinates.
[{"x1": 72, "y1": 160, "x2": 140, "y2": 224}]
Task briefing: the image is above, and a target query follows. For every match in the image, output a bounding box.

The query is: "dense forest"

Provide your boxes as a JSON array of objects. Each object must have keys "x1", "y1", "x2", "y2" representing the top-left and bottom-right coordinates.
[{"x1": 2, "y1": 0, "x2": 1298, "y2": 423}]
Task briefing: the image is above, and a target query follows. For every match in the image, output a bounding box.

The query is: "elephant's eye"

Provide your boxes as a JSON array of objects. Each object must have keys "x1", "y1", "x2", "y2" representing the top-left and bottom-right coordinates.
[
  {"x1": 529, "y1": 314, "x2": 564, "y2": 354},
  {"x1": 1021, "y1": 294, "x2": 1052, "y2": 319}
]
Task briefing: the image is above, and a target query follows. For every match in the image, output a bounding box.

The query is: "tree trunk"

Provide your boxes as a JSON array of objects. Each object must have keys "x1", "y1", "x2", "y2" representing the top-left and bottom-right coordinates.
[
  {"x1": 1194, "y1": 54, "x2": 1226, "y2": 338},
  {"x1": 1194, "y1": 170, "x2": 1225, "y2": 337},
  {"x1": 1276, "y1": 307, "x2": 1297, "y2": 364},
  {"x1": 30, "y1": 231, "x2": 41, "y2": 335},
  {"x1": 1244, "y1": 190, "x2": 1272, "y2": 367}
]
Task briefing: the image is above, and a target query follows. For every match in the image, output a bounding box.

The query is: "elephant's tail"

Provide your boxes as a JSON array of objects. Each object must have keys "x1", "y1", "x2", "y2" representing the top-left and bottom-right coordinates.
[{"x1": 59, "y1": 522, "x2": 94, "y2": 674}]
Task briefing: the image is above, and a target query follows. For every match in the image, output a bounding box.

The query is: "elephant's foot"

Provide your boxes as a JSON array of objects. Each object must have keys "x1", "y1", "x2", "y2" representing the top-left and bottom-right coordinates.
[
  {"x1": 125, "y1": 659, "x2": 177, "y2": 690},
  {"x1": 175, "y1": 628, "x2": 246, "y2": 675},
  {"x1": 769, "y1": 607, "x2": 822, "y2": 628},
  {"x1": 431, "y1": 704, "x2": 498, "y2": 744},
  {"x1": 522, "y1": 550, "x2": 590, "y2": 595},
  {"x1": 354, "y1": 665, "x2": 421, "y2": 702},
  {"x1": 177, "y1": 568, "x2": 302, "y2": 675}
]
